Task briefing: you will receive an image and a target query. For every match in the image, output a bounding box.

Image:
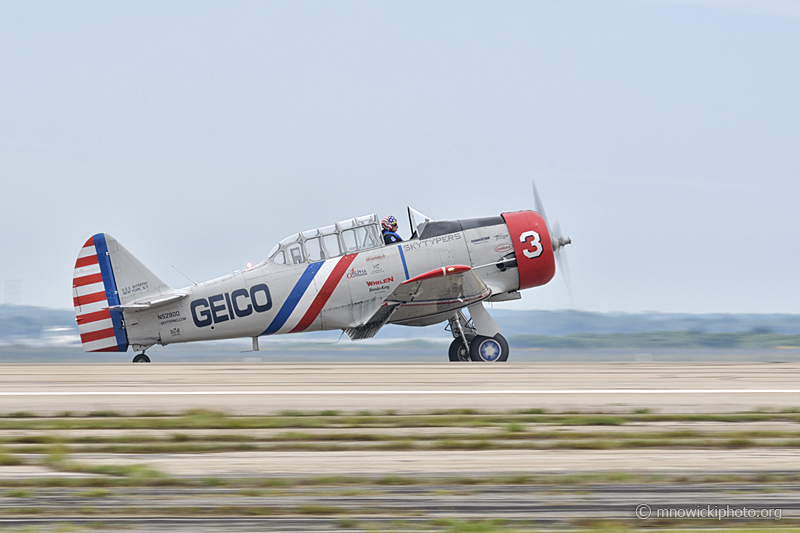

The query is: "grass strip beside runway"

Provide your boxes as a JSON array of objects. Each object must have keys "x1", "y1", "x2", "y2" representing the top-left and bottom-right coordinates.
[
  {"x1": 1, "y1": 409, "x2": 800, "y2": 457},
  {"x1": 2, "y1": 409, "x2": 799, "y2": 531}
]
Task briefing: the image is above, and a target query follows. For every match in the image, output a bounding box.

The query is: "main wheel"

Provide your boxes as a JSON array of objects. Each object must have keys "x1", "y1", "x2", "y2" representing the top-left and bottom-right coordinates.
[
  {"x1": 469, "y1": 333, "x2": 509, "y2": 362},
  {"x1": 132, "y1": 354, "x2": 151, "y2": 363},
  {"x1": 448, "y1": 334, "x2": 474, "y2": 362}
]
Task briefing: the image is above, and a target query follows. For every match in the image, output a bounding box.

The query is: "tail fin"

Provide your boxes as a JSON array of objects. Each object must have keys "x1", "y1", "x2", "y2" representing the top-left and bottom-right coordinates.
[{"x1": 72, "y1": 234, "x2": 172, "y2": 353}]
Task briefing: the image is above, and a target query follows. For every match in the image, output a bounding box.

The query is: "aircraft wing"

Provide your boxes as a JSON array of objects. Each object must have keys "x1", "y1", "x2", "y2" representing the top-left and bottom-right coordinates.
[{"x1": 344, "y1": 265, "x2": 491, "y2": 340}]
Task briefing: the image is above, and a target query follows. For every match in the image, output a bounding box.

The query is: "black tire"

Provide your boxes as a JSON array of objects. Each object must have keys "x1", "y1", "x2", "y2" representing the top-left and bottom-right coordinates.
[
  {"x1": 132, "y1": 354, "x2": 151, "y2": 363},
  {"x1": 448, "y1": 334, "x2": 474, "y2": 362},
  {"x1": 469, "y1": 333, "x2": 509, "y2": 362}
]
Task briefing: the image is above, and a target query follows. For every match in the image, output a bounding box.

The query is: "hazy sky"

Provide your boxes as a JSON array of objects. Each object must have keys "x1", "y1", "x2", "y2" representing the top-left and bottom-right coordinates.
[{"x1": 1, "y1": 0, "x2": 798, "y2": 314}]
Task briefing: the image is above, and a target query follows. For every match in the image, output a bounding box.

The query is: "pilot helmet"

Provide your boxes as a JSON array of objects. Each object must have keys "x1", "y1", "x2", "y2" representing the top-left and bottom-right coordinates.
[{"x1": 382, "y1": 215, "x2": 398, "y2": 232}]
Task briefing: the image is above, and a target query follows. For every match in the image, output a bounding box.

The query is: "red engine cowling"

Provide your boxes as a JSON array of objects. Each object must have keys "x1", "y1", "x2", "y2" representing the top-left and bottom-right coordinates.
[{"x1": 501, "y1": 210, "x2": 556, "y2": 290}]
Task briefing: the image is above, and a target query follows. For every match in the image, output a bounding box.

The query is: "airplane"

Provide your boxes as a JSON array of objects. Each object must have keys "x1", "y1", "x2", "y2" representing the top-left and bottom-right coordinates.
[{"x1": 72, "y1": 192, "x2": 570, "y2": 363}]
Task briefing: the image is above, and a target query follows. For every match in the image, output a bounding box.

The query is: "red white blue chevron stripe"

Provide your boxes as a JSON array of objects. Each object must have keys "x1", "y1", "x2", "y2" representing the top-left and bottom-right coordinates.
[
  {"x1": 72, "y1": 235, "x2": 129, "y2": 353},
  {"x1": 262, "y1": 254, "x2": 358, "y2": 335}
]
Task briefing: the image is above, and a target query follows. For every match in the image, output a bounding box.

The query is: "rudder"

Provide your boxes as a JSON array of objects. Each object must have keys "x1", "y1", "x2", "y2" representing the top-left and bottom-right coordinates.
[{"x1": 73, "y1": 234, "x2": 129, "y2": 352}]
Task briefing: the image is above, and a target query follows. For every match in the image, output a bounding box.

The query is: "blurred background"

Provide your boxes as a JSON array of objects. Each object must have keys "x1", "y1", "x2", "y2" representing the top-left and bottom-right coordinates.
[
  {"x1": 1, "y1": 0, "x2": 799, "y2": 318},
  {"x1": 2, "y1": 4, "x2": 800, "y2": 531}
]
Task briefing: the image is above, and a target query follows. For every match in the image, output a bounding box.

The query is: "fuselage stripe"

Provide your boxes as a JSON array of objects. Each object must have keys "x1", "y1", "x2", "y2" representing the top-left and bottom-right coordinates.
[
  {"x1": 290, "y1": 254, "x2": 358, "y2": 333},
  {"x1": 262, "y1": 261, "x2": 324, "y2": 335},
  {"x1": 397, "y1": 245, "x2": 409, "y2": 280}
]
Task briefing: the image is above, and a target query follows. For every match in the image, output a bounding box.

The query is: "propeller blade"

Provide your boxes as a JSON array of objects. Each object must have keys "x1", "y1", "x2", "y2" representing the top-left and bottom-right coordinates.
[
  {"x1": 532, "y1": 180, "x2": 549, "y2": 225},
  {"x1": 532, "y1": 179, "x2": 572, "y2": 305},
  {"x1": 555, "y1": 246, "x2": 573, "y2": 305},
  {"x1": 552, "y1": 219, "x2": 562, "y2": 245}
]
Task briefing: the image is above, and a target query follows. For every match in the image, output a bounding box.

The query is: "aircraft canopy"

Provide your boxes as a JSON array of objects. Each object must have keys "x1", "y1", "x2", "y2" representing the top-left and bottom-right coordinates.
[{"x1": 267, "y1": 214, "x2": 383, "y2": 265}]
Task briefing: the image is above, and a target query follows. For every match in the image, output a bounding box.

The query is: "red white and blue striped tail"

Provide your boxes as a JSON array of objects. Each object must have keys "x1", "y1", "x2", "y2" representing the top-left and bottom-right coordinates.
[{"x1": 73, "y1": 234, "x2": 129, "y2": 353}]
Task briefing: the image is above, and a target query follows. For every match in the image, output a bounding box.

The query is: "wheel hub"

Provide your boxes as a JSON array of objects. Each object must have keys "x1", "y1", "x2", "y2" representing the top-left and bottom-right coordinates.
[{"x1": 478, "y1": 339, "x2": 501, "y2": 362}]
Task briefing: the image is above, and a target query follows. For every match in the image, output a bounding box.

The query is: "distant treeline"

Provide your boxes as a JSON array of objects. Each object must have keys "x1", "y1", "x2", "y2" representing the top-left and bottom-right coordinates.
[
  {"x1": 0, "y1": 306, "x2": 75, "y2": 339},
  {"x1": 1, "y1": 304, "x2": 799, "y2": 350},
  {"x1": 493, "y1": 310, "x2": 800, "y2": 336},
  {"x1": 511, "y1": 331, "x2": 800, "y2": 349}
]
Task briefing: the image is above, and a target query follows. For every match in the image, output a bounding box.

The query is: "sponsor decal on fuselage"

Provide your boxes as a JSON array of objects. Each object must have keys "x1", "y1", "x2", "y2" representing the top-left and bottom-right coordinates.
[
  {"x1": 470, "y1": 236, "x2": 490, "y2": 244},
  {"x1": 494, "y1": 233, "x2": 509, "y2": 241},
  {"x1": 346, "y1": 267, "x2": 367, "y2": 279},
  {"x1": 494, "y1": 243, "x2": 513, "y2": 254},
  {"x1": 369, "y1": 285, "x2": 391, "y2": 293},
  {"x1": 366, "y1": 276, "x2": 394, "y2": 287},
  {"x1": 365, "y1": 254, "x2": 385, "y2": 262},
  {"x1": 190, "y1": 284, "x2": 272, "y2": 328},
  {"x1": 403, "y1": 233, "x2": 462, "y2": 251}
]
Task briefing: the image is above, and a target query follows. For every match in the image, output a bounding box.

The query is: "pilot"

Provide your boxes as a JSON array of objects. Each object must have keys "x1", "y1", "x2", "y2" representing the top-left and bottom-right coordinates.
[{"x1": 381, "y1": 215, "x2": 403, "y2": 245}]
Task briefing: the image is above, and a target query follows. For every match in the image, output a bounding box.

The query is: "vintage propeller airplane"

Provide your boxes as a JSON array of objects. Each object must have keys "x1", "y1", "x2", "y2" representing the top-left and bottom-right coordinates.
[{"x1": 72, "y1": 188, "x2": 570, "y2": 363}]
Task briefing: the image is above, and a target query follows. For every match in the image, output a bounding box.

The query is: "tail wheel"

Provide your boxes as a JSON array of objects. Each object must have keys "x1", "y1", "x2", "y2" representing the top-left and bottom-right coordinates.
[
  {"x1": 132, "y1": 354, "x2": 151, "y2": 363},
  {"x1": 469, "y1": 333, "x2": 509, "y2": 362},
  {"x1": 448, "y1": 334, "x2": 474, "y2": 362}
]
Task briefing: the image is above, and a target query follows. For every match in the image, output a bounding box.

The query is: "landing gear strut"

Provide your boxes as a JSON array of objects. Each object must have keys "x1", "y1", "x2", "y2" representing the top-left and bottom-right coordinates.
[
  {"x1": 448, "y1": 334, "x2": 474, "y2": 361},
  {"x1": 447, "y1": 311, "x2": 474, "y2": 362},
  {"x1": 132, "y1": 353, "x2": 151, "y2": 363}
]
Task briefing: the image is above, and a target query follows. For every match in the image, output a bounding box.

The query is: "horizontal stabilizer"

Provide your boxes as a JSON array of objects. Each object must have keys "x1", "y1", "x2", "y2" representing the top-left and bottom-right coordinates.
[{"x1": 106, "y1": 293, "x2": 187, "y2": 311}]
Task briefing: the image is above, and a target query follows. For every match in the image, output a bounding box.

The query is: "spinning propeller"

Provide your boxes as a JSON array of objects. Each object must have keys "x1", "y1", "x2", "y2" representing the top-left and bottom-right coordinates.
[{"x1": 532, "y1": 181, "x2": 573, "y2": 302}]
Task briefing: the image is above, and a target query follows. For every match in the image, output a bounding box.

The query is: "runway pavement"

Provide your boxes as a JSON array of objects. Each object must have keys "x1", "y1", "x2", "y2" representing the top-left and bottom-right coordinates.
[
  {"x1": 1, "y1": 362, "x2": 799, "y2": 415},
  {"x1": 0, "y1": 482, "x2": 796, "y2": 531},
  {"x1": 71, "y1": 448, "x2": 800, "y2": 476},
  {"x1": 2, "y1": 362, "x2": 800, "y2": 531}
]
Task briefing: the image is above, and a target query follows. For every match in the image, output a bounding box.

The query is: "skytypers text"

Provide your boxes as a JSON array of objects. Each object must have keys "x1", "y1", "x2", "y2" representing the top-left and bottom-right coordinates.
[{"x1": 190, "y1": 284, "x2": 272, "y2": 327}]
